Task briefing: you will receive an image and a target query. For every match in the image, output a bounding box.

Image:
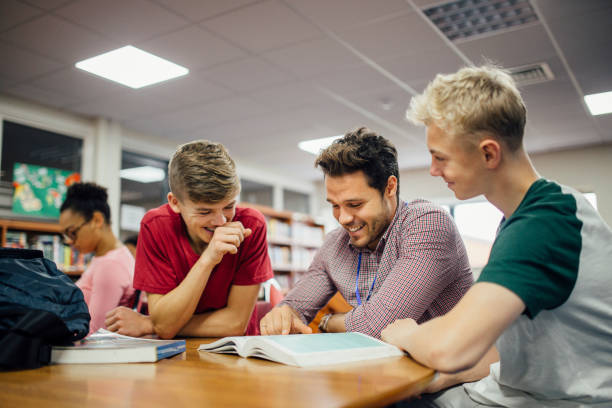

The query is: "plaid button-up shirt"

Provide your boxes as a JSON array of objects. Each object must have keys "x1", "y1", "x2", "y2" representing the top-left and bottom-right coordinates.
[{"x1": 280, "y1": 199, "x2": 473, "y2": 338}]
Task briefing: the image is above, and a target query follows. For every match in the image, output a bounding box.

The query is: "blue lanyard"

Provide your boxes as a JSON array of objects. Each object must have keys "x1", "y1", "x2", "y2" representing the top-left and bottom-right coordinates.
[{"x1": 355, "y1": 252, "x2": 378, "y2": 306}]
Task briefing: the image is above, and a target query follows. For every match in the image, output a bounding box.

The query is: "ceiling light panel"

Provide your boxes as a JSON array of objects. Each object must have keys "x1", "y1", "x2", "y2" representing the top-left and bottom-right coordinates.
[
  {"x1": 75, "y1": 46, "x2": 189, "y2": 89},
  {"x1": 120, "y1": 166, "x2": 166, "y2": 183},
  {"x1": 584, "y1": 91, "x2": 612, "y2": 116},
  {"x1": 423, "y1": 0, "x2": 539, "y2": 42}
]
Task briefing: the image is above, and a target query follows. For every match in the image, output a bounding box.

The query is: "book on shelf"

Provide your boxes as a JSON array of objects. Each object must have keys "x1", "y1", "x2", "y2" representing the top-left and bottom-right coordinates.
[
  {"x1": 51, "y1": 329, "x2": 186, "y2": 364},
  {"x1": 198, "y1": 332, "x2": 403, "y2": 367}
]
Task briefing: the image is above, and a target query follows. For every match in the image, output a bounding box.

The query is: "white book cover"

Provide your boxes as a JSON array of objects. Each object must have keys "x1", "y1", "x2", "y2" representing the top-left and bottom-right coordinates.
[
  {"x1": 198, "y1": 332, "x2": 403, "y2": 367},
  {"x1": 51, "y1": 329, "x2": 186, "y2": 364}
]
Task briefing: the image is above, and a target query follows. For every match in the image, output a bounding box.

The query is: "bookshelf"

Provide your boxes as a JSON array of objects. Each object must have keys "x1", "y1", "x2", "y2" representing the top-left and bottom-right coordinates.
[
  {"x1": 240, "y1": 203, "x2": 324, "y2": 293},
  {"x1": 0, "y1": 218, "x2": 85, "y2": 277}
]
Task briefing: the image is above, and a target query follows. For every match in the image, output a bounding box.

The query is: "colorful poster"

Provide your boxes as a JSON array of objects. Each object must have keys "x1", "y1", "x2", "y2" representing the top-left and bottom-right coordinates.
[{"x1": 12, "y1": 163, "x2": 80, "y2": 218}]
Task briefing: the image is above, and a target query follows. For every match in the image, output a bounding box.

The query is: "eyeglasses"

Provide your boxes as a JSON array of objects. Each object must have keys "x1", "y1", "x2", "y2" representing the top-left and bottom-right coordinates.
[{"x1": 62, "y1": 218, "x2": 91, "y2": 243}]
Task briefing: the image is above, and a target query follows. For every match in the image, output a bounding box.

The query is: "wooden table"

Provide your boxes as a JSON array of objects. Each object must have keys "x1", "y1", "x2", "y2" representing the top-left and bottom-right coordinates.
[{"x1": 0, "y1": 338, "x2": 434, "y2": 408}]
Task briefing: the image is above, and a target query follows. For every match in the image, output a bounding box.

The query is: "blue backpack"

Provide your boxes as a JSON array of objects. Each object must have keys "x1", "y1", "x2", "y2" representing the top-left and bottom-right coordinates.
[{"x1": 0, "y1": 248, "x2": 90, "y2": 369}]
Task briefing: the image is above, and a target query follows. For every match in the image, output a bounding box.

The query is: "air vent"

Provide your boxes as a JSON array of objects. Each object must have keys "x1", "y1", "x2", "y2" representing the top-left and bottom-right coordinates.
[
  {"x1": 424, "y1": 0, "x2": 538, "y2": 42},
  {"x1": 508, "y1": 62, "x2": 554, "y2": 86}
]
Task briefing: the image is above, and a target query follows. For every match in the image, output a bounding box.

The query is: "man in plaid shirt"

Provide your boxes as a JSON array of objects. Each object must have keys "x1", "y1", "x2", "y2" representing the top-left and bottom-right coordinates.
[{"x1": 260, "y1": 127, "x2": 473, "y2": 338}]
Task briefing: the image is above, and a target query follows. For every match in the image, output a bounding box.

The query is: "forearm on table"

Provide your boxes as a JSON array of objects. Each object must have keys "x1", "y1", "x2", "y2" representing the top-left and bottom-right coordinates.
[
  {"x1": 402, "y1": 285, "x2": 523, "y2": 373},
  {"x1": 178, "y1": 305, "x2": 253, "y2": 337},
  {"x1": 427, "y1": 346, "x2": 499, "y2": 392},
  {"x1": 149, "y1": 258, "x2": 215, "y2": 338}
]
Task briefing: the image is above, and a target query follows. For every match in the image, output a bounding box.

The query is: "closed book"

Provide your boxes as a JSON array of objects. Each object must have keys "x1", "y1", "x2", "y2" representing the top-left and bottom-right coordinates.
[
  {"x1": 198, "y1": 332, "x2": 403, "y2": 367},
  {"x1": 51, "y1": 329, "x2": 186, "y2": 364}
]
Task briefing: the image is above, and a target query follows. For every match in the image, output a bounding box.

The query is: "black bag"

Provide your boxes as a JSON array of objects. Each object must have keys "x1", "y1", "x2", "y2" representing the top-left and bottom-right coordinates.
[{"x1": 0, "y1": 248, "x2": 90, "y2": 370}]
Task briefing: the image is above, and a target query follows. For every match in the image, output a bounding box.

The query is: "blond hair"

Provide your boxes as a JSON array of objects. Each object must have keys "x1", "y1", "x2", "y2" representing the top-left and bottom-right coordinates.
[
  {"x1": 406, "y1": 65, "x2": 526, "y2": 151},
  {"x1": 168, "y1": 140, "x2": 240, "y2": 203}
]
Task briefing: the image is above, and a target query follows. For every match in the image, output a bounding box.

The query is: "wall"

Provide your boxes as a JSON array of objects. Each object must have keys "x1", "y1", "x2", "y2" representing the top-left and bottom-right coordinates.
[
  {"x1": 399, "y1": 143, "x2": 612, "y2": 225},
  {"x1": 0, "y1": 94, "x2": 320, "y2": 238}
]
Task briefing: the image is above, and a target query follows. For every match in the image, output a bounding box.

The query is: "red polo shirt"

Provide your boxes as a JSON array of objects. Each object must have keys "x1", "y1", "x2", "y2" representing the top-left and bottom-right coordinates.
[{"x1": 134, "y1": 204, "x2": 273, "y2": 335}]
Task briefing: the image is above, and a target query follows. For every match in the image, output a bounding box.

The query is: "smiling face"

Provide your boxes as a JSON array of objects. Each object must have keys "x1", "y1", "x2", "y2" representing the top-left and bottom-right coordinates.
[
  {"x1": 168, "y1": 192, "x2": 237, "y2": 253},
  {"x1": 326, "y1": 171, "x2": 397, "y2": 250},
  {"x1": 426, "y1": 123, "x2": 488, "y2": 200}
]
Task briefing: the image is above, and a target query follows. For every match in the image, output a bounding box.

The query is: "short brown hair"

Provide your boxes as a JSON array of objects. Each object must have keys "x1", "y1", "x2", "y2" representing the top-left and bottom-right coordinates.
[
  {"x1": 406, "y1": 65, "x2": 527, "y2": 151},
  {"x1": 168, "y1": 140, "x2": 240, "y2": 203},
  {"x1": 315, "y1": 127, "x2": 399, "y2": 198}
]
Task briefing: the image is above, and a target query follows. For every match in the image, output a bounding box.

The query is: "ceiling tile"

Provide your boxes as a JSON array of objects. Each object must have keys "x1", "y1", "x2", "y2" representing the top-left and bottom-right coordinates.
[
  {"x1": 137, "y1": 25, "x2": 247, "y2": 71},
  {"x1": 311, "y1": 64, "x2": 400, "y2": 97},
  {"x1": 20, "y1": 0, "x2": 73, "y2": 10},
  {"x1": 55, "y1": 0, "x2": 188, "y2": 43},
  {"x1": 0, "y1": 74, "x2": 16, "y2": 89},
  {"x1": 198, "y1": 57, "x2": 293, "y2": 92},
  {"x1": 378, "y1": 48, "x2": 466, "y2": 89},
  {"x1": 247, "y1": 81, "x2": 322, "y2": 111},
  {"x1": 153, "y1": 0, "x2": 260, "y2": 22},
  {"x1": 457, "y1": 24, "x2": 557, "y2": 67},
  {"x1": 0, "y1": 0, "x2": 43, "y2": 32},
  {"x1": 338, "y1": 11, "x2": 448, "y2": 60},
  {"x1": 30, "y1": 66, "x2": 128, "y2": 102},
  {"x1": 126, "y1": 95, "x2": 273, "y2": 135},
  {"x1": 527, "y1": 100, "x2": 599, "y2": 144},
  {"x1": 532, "y1": 0, "x2": 612, "y2": 20},
  {"x1": 4, "y1": 83, "x2": 80, "y2": 108},
  {"x1": 263, "y1": 37, "x2": 363, "y2": 78},
  {"x1": 203, "y1": 0, "x2": 321, "y2": 53},
  {"x1": 0, "y1": 14, "x2": 117, "y2": 63},
  {"x1": 126, "y1": 75, "x2": 233, "y2": 107},
  {"x1": 68, "y1": 90, "x2": 178, "y2": 122},
  {"x1": 284, "y1": 0, "x2": 410, "y2": 32},
  {"x1": 343, "y1": 86, "x2": 413, "y2": 125},
  {"x1": 593, "y1": 116, "x2": 612, "y2": 141},
  {"x1": 539, "y1": 5, "x2": 612, "y2": 95},
  {"x1": 521, "y1": 77, "x2": 580, "y2": 110},
  {"x1": 0, "y1": 40, "x2": 62, "y2": 80}
]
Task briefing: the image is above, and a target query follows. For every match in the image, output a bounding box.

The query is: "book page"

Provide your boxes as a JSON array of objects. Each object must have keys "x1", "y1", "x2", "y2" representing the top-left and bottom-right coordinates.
[
  {"x1": 260, "y1": 333, "x2": 391, "y2": 354},
  {"x1": 198, "y1": 336, "x2": 249, "y2": 354}
]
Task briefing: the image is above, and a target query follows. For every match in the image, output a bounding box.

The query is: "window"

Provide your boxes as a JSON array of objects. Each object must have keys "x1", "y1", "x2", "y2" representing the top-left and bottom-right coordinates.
[
  {"x1": 241, "y1": 179, "x2": 273, "y2": 207},
  {"x1": 119, "y1": 151, "x2": 168, "y2": 239},
  {"x1": 283, "y1": 189, "x2": 310, "y2": 214},
  {"x1": 452, "y1": 200, "x2": 503, "y2": 274}
]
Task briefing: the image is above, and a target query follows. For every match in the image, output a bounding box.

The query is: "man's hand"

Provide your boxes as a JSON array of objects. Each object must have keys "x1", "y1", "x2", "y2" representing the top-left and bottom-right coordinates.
[
  {"x1": 105, "y1": 306, "x2": 154, "y2": 337},
  {"x1": 260, "y1": 305, "x2": 313, "y2": 335},
  {"x1": 202, "y1": 221, "x2": 252, "y2": 265},
  {"x1": 381, "y1": 318, "x2": 418, "y2": 349}
]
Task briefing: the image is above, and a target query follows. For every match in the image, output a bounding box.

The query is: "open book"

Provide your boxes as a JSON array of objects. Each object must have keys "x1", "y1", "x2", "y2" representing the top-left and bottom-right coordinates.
[
  {"x1": 51, "y1": 329, "x2": 186, "y2": 364},
  {"x1": 198, "y1": 332, "x2": 403, "y2": 367}
]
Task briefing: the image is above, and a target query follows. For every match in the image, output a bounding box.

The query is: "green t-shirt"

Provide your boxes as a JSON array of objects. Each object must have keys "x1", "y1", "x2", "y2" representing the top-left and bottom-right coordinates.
[{"x1": 477, "y1": 179, "x2": 582, "y2": 318}]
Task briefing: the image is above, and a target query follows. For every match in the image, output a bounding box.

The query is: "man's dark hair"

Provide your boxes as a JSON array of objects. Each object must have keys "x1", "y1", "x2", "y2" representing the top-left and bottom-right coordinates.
[
  {"x1": 315, "y1": 127, "x2": 399, "y2": 198},
  {"x1": 60, "y1": 182, "x2": 111, "y2": 224}
]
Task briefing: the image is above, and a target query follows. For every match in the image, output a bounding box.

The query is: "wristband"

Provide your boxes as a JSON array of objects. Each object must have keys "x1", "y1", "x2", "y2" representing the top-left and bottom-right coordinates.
[{"x1": 318, "y1": 313, "x2": 332, "y2": 333}]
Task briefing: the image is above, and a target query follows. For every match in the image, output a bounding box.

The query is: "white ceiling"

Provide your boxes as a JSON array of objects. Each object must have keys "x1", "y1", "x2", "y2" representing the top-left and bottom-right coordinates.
[{"x1": 1, "y1": 0, "x2": 611, "y2": 181}]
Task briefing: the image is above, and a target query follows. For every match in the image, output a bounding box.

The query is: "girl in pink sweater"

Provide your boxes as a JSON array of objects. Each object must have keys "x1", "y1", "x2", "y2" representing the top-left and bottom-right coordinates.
[{"x1": 59, "y1": 182, "x2": 136, "y2": 334}]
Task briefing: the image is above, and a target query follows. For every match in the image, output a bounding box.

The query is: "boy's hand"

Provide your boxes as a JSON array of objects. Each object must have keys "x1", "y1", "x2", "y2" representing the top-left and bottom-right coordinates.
[
  {"x1": 202, "y1": 221, "x2": 252, "y2": 265},
  {"x1": 105, "y1": 306, "x2": 154, "y2": 337}
]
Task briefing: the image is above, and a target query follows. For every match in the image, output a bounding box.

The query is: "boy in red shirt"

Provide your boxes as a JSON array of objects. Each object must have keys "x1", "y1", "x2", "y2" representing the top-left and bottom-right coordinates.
[{"x1": 105, "y1": 140, "x2": 273, "y2": 338}]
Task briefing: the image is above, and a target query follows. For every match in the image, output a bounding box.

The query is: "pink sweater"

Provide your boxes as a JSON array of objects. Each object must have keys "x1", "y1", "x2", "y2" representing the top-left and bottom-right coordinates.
[{"x1": 76, "y1": 246, "x2": 136, "y2": 334}]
